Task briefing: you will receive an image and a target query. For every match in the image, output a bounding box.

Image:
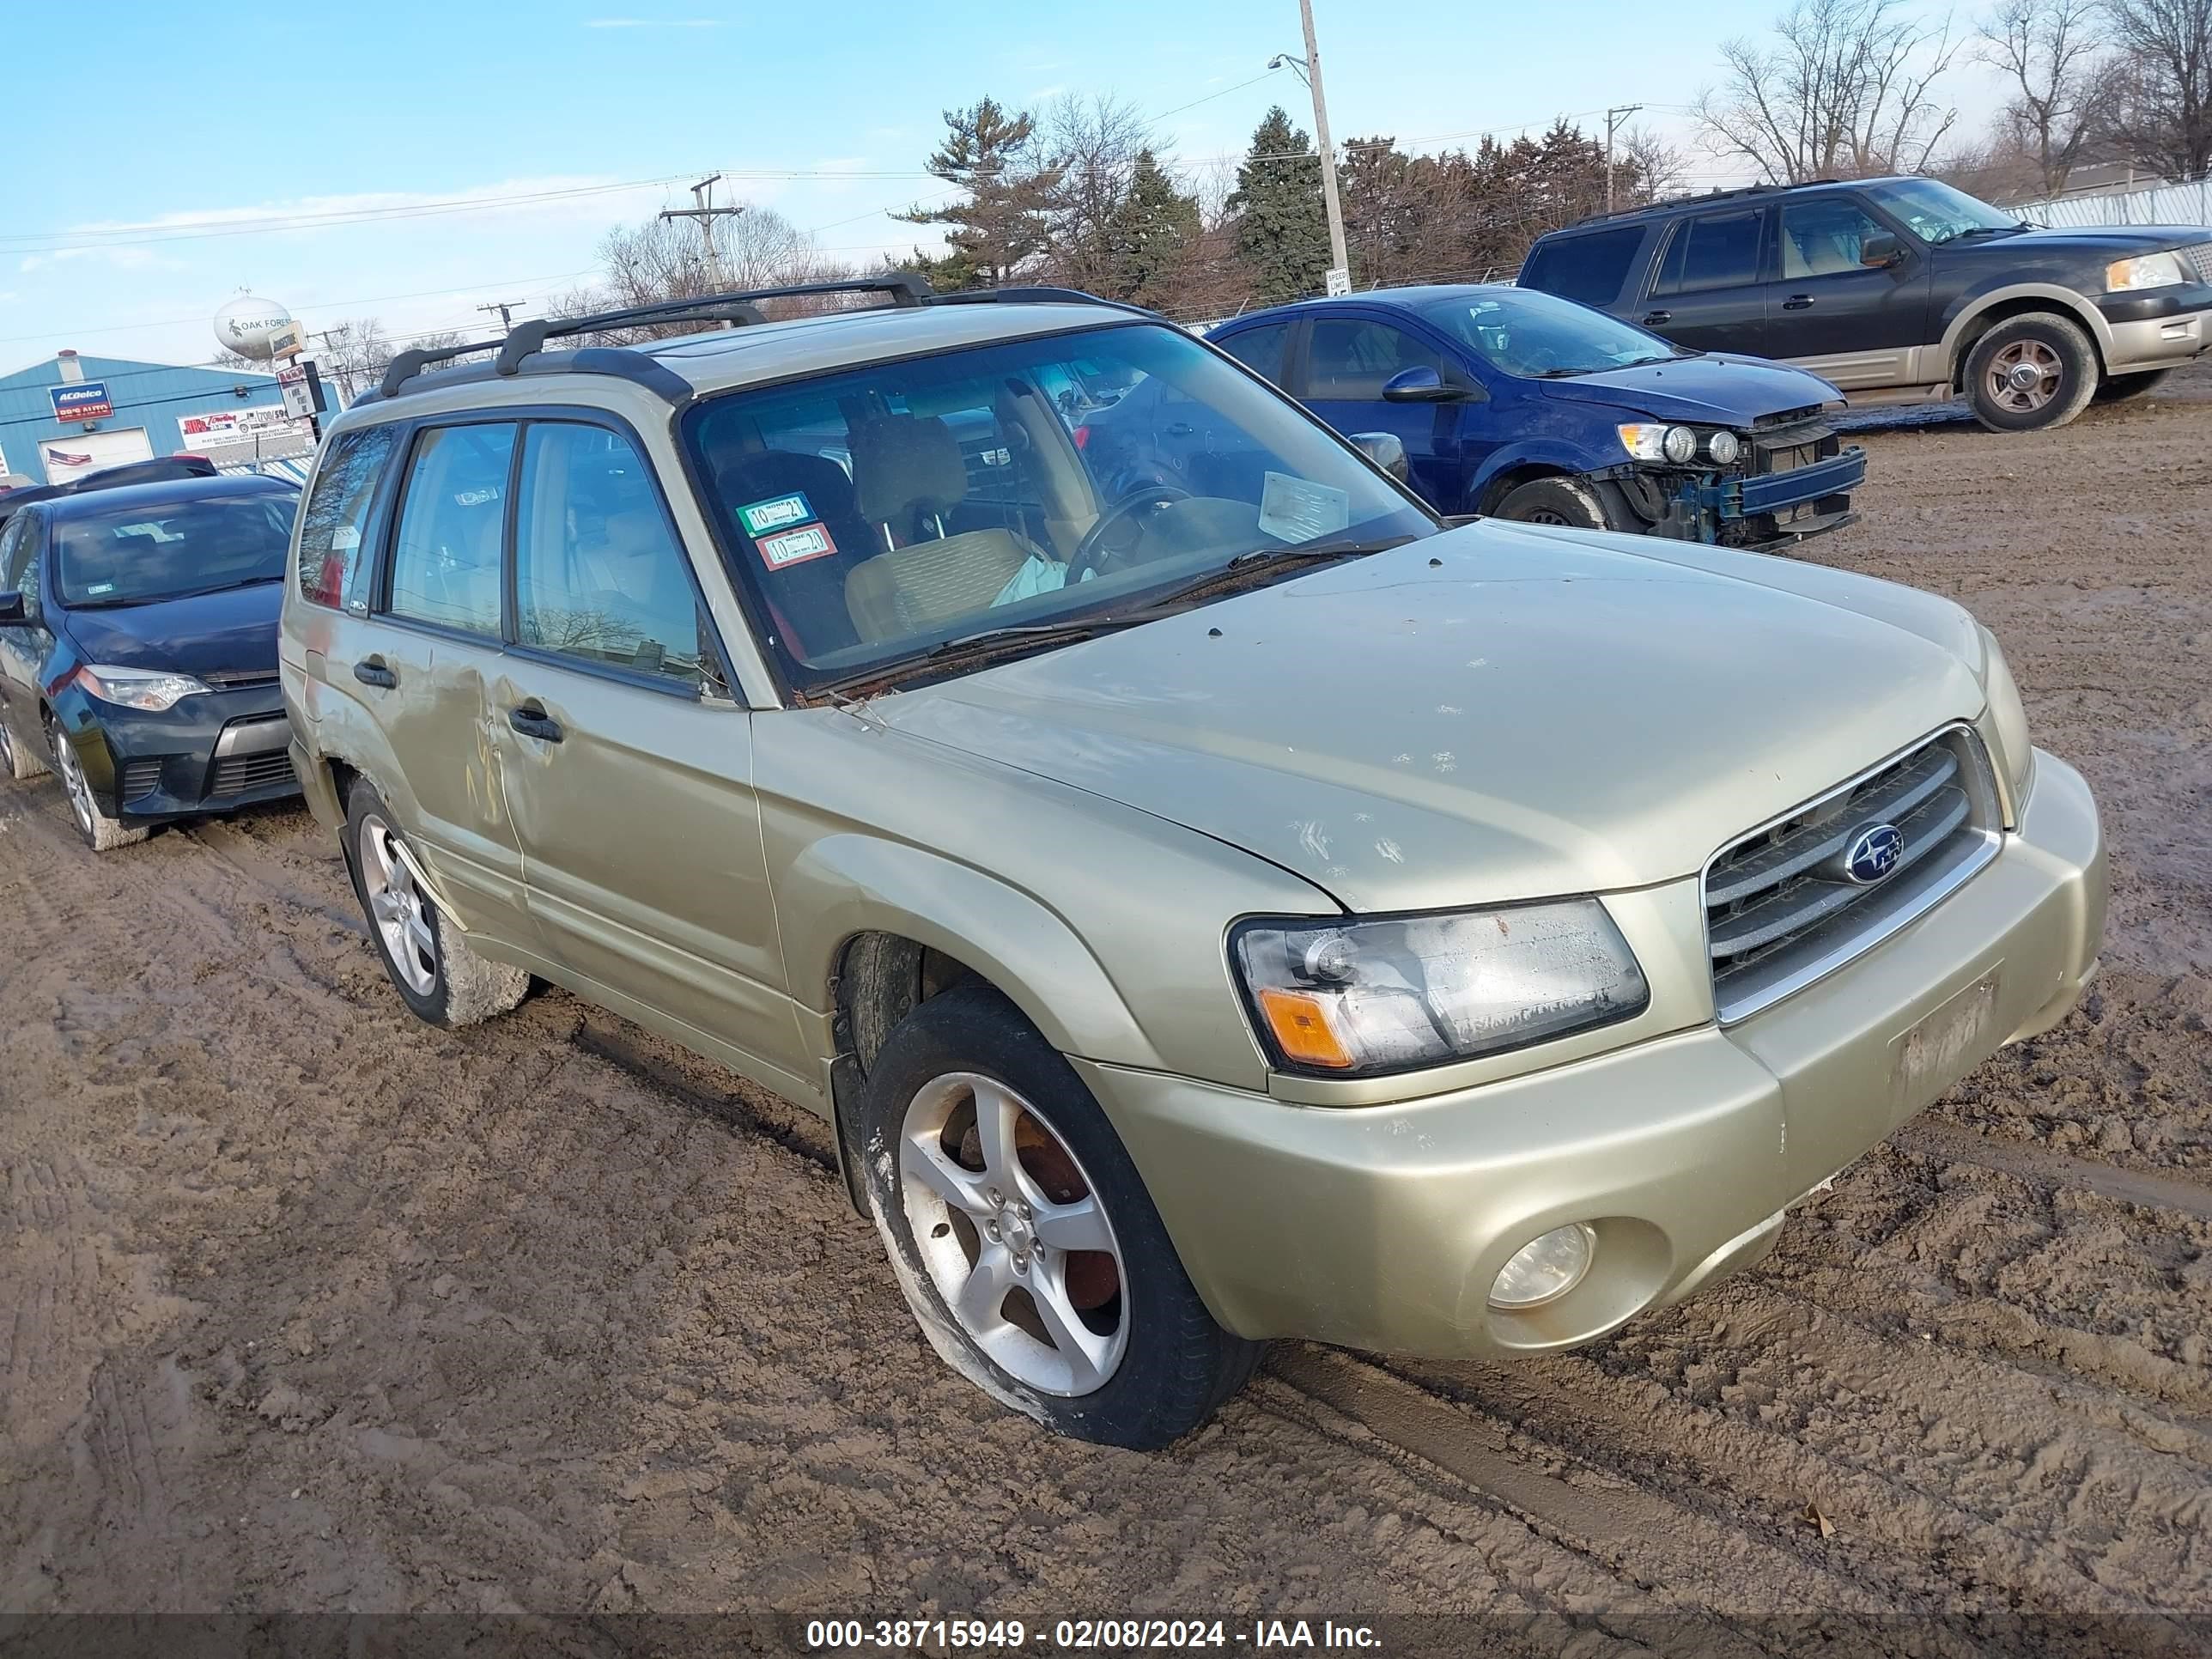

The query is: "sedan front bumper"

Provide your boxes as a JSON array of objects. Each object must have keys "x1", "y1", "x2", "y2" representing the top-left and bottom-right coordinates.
[
  {"x1": 1088, "y1": 750, "x2": 2104, "y2": 1360},
  {"x1": 52, "y1": 682, "x2": 301, "y2": 823}
]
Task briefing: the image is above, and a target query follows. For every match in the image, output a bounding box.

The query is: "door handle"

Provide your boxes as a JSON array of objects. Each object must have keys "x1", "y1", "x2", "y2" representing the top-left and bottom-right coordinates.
[
  {"x1": 1782, "y1": 294, "x2": 1815, "y2": 310},
  {"x1": 352, "y1": 657, "x2": 397, "y2": 689},
  {"x1": 507, "y1": 704, "x2": 563, "y2": 743},
  {"x1": 1164, "y1": 421, "x2": 1194, "y2": 438},
  {"x1": 1642, "y1": 310, "x2": 1672, "y2": 326}
]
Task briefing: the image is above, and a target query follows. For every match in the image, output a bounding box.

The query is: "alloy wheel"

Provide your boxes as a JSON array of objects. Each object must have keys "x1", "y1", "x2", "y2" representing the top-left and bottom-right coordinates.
[
  {"x1": 52, "y1": 731, "x2": 95, "y2": 835},
  {"x1": 358, "y1": 811, "x2": 439, "y2": 996},
  {"x1": 898, "y1": 1072, "x2": 1128, "y2": 1396},
  {"x1": 1524, "y1": 508, "x2": 1573, "y2": 526},
  {"x1": 1987, "y1": 340, "x2": 2062, "y2": 414}
]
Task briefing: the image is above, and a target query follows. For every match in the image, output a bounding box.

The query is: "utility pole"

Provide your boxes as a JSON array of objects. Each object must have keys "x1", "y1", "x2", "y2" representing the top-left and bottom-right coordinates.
[
  {"x1": 1603, "y1": 105, "x2": 1644, "y2": 214},
  {"x1": 476, "y1": 300, "x2": 523, "y2": 331},
  {"x1": 659, "y1": 173, "x2": 743, "y2": 290},
  {"x1": 1296, "y1": 1, "x2": 1351, "y2": 294}
]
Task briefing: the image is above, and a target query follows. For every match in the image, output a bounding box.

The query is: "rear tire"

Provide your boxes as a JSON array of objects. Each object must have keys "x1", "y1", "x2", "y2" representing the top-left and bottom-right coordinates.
[
  {"x1": 0, "y1": 715, "x2": 48, "y2": 782},
  {"x1": 2094, "y1": 368, "x2": 2172, "y2": 404},
  {"x1": 1965, "y1": 313, "x2": 2099, "y2": 432},
  {"x1": 856, "y1": 981, "x2": 1261, "y2": 1449},
  {"x1": 48, "y1": 721, "x2": 147, "y2": 853},
  {"x1": 1492, "y1": 475, "x2": 1619, "y2": 531},
  {"x1": 343, "y1": 781, "x2": 526, "y2": 1029}
]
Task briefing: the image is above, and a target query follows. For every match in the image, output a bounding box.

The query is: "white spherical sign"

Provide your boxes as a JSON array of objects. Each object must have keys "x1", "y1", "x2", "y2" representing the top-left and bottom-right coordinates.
[{"x1": 214, "y1": 296, "x2": 295, "y2": 361}]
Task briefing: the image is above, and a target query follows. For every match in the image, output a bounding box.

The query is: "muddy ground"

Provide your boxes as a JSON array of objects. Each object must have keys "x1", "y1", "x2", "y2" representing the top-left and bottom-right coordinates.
[{"x1": 3, "y1": 368, "x2": 2209, "y2": 1658}]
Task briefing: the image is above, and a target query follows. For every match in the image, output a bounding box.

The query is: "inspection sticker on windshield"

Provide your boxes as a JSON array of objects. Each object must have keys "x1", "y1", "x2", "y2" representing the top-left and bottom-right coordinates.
[
  {"x1": 755, "y1": 521, "x2": 837, "y2": 570},
  {"x1": 85, "y1": 581, "x2": 116, "y2": 595},
  {"x1": 738, "y1": 493, "x2": 813, "y2": 538},
  {"x1": 1257, "y1": 471, "x2": 1351, "y2": 543}
]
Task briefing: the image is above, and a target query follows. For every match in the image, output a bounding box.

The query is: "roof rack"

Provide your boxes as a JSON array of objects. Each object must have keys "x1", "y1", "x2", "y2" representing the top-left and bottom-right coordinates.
[
  {"x1": 1567, "y1": 178, "x2": 1844, "y2": 228},
  {"x1": 369, "y1": 273, "x2": 1134, "y2": 404}
]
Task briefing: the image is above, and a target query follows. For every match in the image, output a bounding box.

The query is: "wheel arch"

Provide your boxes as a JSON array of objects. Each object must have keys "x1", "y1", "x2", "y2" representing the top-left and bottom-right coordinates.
[{"x1": 1939, "y1": 285, "x2": 2111, "y2": 387}]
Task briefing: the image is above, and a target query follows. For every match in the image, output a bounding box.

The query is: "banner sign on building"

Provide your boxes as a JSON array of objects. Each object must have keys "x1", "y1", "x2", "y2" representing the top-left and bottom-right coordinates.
[
  {"x1": 49, "y1": 381, "x2": 115, "y2": 422},
  {"x1": 176, "y1": 404, "x2": 309, "y2": 453}
]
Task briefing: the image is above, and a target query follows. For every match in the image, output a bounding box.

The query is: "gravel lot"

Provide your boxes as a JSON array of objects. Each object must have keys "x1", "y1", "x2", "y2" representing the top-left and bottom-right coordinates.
[{"x1": 3, "y1": 368, "x2": 2208, "y2": 1656}]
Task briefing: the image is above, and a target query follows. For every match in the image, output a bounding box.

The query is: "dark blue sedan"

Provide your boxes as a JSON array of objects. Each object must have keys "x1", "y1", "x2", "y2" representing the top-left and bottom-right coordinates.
[
  {"x1": 0, "y1": 473, "x2": 301, "y2": 850},
  {"x1": 1191, "y1": 284, "x2": 1865, "y2": 550}
]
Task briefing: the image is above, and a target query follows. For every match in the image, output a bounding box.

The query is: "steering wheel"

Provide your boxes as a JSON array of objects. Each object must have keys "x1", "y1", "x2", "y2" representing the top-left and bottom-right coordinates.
[{"x1": 1067, "y1": 482, "x2": 1193, "y2": 580}]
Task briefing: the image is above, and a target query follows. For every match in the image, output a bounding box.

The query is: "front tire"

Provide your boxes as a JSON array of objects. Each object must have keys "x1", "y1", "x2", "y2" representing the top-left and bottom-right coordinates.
[
  {"x1": 1966, "y1": 313, "x2": 2099, "y2": 432},
  {"x1": 2094, "y1": 367, "x2": 2172, "y2": 404},
  {"x1": 857, "y1": 981, "x2": 1261, "y2": 1449},
  {"x1": 343, "y1": 781, "x2": 526, "y2": 1028},
  {"x1": 1492, "y1": 474, "x2": 1619, "y2": 531},
  {"x1": 48, "y1": 722, "x2": 146, "y2": 853}
]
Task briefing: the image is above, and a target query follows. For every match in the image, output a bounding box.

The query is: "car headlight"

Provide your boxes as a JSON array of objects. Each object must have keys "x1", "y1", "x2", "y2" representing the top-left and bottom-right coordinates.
[
  {"x1": 1232, "y1": 900, "x2": 1650, "y2": 1078},
  {"x1": 71, "y1": 664, "x2": 214, "y2": 713},
  {"x1": 1706, "y1": 429, "x2": 1742, "y2": 465},
  {"x1": 1978, "y1": 627, "x2": 2034, "y2": 809},
  {"x1": 1616, "y1": 422, "x2": 1698, "y2": 465},
  {"x1": 2106, "y1": 252, "x2": 2186, "y2": 292}
]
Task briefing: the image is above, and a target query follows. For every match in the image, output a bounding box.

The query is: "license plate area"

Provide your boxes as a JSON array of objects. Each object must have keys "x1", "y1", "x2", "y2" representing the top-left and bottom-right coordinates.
[{"x1": 1891, "y1": 969, "x2": 2002, "y2": 1115}]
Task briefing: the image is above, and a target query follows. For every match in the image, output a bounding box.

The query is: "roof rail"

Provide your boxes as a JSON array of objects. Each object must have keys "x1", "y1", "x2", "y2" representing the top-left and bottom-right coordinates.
[
  {"x1": 368, "y1": 273, "x2": 1137, "y2": 405},
  {"x1": 1567, "y1": 178, "x2": 1845, "y2": 228}
]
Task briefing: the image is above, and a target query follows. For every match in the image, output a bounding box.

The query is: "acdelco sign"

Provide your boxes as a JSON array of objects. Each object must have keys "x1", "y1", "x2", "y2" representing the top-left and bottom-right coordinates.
[{"x1": 49, "y1": 381, "x2": 115, "y2": 422}]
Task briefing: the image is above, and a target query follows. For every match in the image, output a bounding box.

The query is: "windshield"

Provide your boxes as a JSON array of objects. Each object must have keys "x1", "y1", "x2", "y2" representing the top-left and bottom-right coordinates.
[
  {"x1": 681, "y1": 320, "x2": 1435, "y2": 692},
  {"x1": 54, "y1": 492, "x2": 295, "y2": 607},
  {"x1": 1424, "y1": 288, "x2": 1680, "y2": 377},
  {"x1": 1860, "y1": 179, "x2": 2019, "y2": 245}
]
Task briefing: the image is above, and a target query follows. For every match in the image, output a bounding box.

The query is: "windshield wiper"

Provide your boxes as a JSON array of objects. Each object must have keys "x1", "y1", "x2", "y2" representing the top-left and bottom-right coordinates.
[{"x1": 1141, "y1": 533, "x2": 1418, "y2": 609}]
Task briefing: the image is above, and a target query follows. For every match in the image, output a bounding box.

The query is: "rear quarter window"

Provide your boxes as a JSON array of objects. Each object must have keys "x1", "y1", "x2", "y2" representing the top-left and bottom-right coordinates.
[
  {"x1": 296, "y1": 423, "x2": 402, "y2": 609},
  {"x1": 1518, "y1": 225, "x2": 1646, "y2": 307}
]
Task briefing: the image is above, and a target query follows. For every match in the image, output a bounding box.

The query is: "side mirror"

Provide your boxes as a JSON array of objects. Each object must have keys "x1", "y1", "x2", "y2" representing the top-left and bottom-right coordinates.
[
  {"x1": 1382, "y1": 365, "x2": 1476, "y2": 403},
  {"x1": 1860, "y1": 232, "x2": 1905, "y2": 269},
  {"x1": 1348, "y1": 431, "x2": 1410, "y2": 483},
  {"x1": 0, "y1": 592, "x2": 25, "y2": 624}
]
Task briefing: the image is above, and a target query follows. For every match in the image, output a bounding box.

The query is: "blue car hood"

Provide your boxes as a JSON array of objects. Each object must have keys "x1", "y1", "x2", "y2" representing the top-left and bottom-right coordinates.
[
  {"x1": 62, "y1": 580, "x2": 283, "y2": 678},
  {"x1": 1537, "y1": 355, "x2": 1842, "y2": 422}
]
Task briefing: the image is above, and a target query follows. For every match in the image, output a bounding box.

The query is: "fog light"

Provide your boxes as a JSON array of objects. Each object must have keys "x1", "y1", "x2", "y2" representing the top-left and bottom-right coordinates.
[{"x1": 1489, "y1": 1224, "x2": 1595, "y2": 1310}]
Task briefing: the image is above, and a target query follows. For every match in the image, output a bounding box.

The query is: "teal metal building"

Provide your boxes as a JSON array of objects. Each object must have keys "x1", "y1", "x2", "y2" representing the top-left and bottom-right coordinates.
[{"x1": 0, "y1": 349, "x2": 295, "y2": 487}]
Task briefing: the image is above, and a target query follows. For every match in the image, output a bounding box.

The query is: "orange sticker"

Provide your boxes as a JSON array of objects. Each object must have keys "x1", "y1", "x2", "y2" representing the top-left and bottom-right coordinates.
[{"x1": 757, "y1": 521, "x2": 837, "y2": 569}]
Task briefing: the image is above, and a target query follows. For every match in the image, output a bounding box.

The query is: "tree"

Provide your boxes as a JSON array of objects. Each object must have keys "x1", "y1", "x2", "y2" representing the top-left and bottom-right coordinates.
[
  {"x1": 1101, "y1": 149, "x2": 1201, "y2": 304},
  {"x1": 1227, "y1": 106, "x2": 1331, "y2": 304},
  {"x1": 553, "y1": 204, "x2": 850, "y2": 339},
  {"x1": 2098, "y1": 0, "x2": 2212, "y2": 179},
  {"x1": 893, "y1": 98, "x2": 1063, "y2": 286},
  {"x1": 1694, "y1": 0, "x2": 1964, "y2": 181},
  {"x1": 1979, "y1": 0, "x2": 2108, "y2": 195},
  {"x1": 1041, "y1": 92, "x2": 1153, "y2": 295},
  {"x1": 314, "y1": 317, "x2": 395, "y2": 403}
]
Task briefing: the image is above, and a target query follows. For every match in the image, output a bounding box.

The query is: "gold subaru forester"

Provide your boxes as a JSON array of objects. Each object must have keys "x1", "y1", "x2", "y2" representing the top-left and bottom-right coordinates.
[{"x1": 279, "y1": 278, "x2": 2105, "y2": 1448}]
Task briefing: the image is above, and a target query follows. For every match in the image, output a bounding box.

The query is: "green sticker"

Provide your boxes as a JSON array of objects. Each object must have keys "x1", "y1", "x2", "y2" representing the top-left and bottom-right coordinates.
[{"x1": 738, "y1": 492, "x2": 813, "y2": 538}]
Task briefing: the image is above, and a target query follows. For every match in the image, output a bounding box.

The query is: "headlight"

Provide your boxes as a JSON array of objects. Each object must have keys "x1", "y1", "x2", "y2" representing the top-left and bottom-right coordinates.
[
  {"x1": 1706, "y1": 429, "x2": 1742, "y2": 465},
  {"x1": 1232, "y1": 900, "x2": 1650, "y2": 1078},
  {"x1": 1978, "y1": 627, "x2": 2034, "y2": 808},
  {"x1": 1616, "y1": 422, "x2": 1698, "y2": 465},
  {"x1": 2106, "y1": 252, "x2": 2186, "y2": 292},
  {"x1": 71, "y1": 664, "x2": 213, "y2": 713}
]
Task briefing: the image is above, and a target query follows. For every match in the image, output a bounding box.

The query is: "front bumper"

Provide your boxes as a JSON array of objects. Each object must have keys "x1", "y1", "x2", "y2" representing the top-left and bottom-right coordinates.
[
  {"x1": 2097, "y1": 284, "x2": 2212, "y2": 371},
  {"x1": 52, "y1": 682, "x2": 301, "y2": 823},
  {"x1": 1090, "y1": 750, "x2": 2105, "y2": 1359}
]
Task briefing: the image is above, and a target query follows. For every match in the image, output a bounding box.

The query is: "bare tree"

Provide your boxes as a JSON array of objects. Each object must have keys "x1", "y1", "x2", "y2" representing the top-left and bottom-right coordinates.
[
  {"x1": 1038, "y1": 92, "x2": 1155, "y2": 294},
  {"x1": 2098, "y1": 0, "x2": 2212, "y2": 179},
  {"x1": 562, "y1": 204, "x2": 853, "y2": 339},
  {"x1": 1622, "y1": 125, "x2": 1692, "y2": 204},
  {"x1": 1979, "y1": 0, "x2": 2109, "y2": 194},
  {"x1": 1694, "y1": 0, "x2": 1964, "y2": 181}
]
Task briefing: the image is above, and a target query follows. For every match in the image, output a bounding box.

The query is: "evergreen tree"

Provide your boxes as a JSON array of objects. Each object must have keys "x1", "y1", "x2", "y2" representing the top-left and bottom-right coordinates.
[
  {"x1": 893, "y1": 98, "x2": 1062, "y2": 287},
  {"x1": 1226, "y1": 107, "x2": 1331, "y2": 304},
  {"x1": 1102, "y1": 149, "x2": 1200, "y2": 305}
]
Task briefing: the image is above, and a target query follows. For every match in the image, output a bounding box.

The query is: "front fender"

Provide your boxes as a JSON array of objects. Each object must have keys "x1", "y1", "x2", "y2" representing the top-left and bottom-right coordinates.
[
  {"x1": 1470, "y1": 439, "x2": 1616, "y2": 506},
  {"x1": 1937, "y1": 281, "x2": 2111, "y2": 375},
  {"x1": 781, "y1": 832, "x2": 1167, "y2": 1073}
]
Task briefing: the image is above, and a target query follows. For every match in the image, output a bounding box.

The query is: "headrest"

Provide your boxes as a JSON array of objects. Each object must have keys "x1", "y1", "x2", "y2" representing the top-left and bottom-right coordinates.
[{"x1": 848, "y1": 415, "x2": 968, "y2": 525}]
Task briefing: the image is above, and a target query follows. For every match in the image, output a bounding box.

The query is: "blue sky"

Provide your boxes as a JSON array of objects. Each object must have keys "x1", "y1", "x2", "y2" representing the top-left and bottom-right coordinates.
[{"x1": 1, "y1": 1, "x2": 1996, "y2": 373}]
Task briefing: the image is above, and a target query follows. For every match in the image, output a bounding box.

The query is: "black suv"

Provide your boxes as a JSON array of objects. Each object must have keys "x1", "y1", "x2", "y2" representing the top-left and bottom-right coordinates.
[{"x1": 1520, "y1": 175, "x2": 2212, "y2": 432}]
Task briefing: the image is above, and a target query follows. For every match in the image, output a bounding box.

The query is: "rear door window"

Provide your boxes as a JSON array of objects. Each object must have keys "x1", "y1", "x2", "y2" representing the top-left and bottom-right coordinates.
[
  {"x1": 1518, "y1": 225, "x2": 1646, "y2": 307},
  {"x1": 384, "y1": 424, "x2": 516, "y2": 637},
  {"x1": 1651, "y1": 209, "x2": 1766, "y2": 295},
  {"x1": 1217, "y1": 323, "x2": 1293, "y2": 385},
  {"x1": 296, "y1": 423, "x2": 402, "y2": 609}
]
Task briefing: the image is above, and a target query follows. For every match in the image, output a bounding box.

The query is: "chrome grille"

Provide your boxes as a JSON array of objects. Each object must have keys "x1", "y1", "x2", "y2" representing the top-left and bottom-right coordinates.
[
  {"x1": 1705, "y1": 726, "x2": 2000, "y2": 1022},
  {"x1": 2179, "y1": 241, "x2": 2212, "y2": 285}
]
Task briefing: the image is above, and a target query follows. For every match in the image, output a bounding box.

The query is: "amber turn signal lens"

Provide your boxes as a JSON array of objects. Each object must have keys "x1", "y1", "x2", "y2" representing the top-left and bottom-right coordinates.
[{"x1": 1255, "y1": 988, "x2": 1355, "y2": 1069}]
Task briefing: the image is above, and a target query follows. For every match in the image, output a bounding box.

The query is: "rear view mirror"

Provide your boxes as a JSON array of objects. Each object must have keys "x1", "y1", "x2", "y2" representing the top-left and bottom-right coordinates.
[
  {"x1": 1860, "y1": 233, "x2": 1904, "y2": 269},
  {"x1": 0, "y1": 592, "x2": 25, "y2": 624},
  {"x1": 1348, "y1": 432, "x2": 1410, "y2": 483},
  {"x1": 1382, "y1": 365, "x2": 1476, "y2": 403}
]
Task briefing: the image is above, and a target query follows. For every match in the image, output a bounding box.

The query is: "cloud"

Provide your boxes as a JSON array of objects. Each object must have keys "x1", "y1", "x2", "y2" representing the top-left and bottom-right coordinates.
[
  {"x1": 584, "y1": 15, "x2": 724, "y2": 25},
  {"x1": 19, "y1": 246, "x2": 174, "y2": 274}
]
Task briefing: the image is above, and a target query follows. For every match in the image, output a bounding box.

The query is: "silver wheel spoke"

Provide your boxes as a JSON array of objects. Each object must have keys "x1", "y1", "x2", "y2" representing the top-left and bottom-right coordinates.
[
  {"x1": 954, "y1": 1244, "x2": 1017, "y2": 1332},
  {"x1": 1032, "y1": 1194, "x2": 1112, "y2": 1254},
  {"x1": 404, "y1": 909, "x2": 435, "y2": 963},
  {"x1": 970, "y1": 1077, "x2": 1038, "y2": 1201},
  {"x1": 901, "y1": 1133, "x2": 994, "y2": 1218},
  {"x1": 1028, "y1": 1254, "x2": 1115, "y2": 1393}
]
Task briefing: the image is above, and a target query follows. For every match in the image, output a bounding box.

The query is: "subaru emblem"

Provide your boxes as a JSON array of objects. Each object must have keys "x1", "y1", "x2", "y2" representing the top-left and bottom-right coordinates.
[{"x1": 1844, "y1": 823, "x2": 1905, "y2": 884}]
